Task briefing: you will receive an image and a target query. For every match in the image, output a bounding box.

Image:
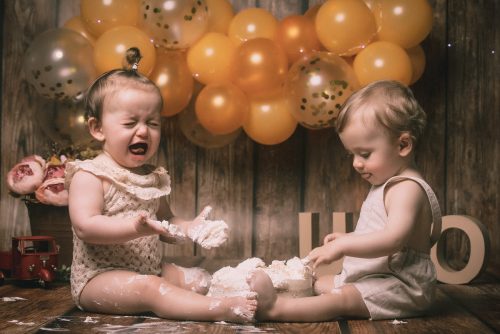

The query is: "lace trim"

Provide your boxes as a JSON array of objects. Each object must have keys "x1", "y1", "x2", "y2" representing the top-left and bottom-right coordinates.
[{"x1": 65, "y1": 159, "x2": 171, "y2": 200}]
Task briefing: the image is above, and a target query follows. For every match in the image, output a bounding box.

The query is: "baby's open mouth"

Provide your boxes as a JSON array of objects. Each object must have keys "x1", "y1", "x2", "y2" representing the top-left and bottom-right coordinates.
[{"x1": 129, "y1": 142, "x2": 148, "y2": 155}]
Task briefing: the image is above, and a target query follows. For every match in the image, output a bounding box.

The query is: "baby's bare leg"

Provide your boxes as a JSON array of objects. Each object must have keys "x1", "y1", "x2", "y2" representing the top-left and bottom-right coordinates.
[
  {"x1": 161, "y1": 263, "x2": 211, "y2": 295},
  {"x1": 248, "y1": 270, "x2": 369, "y2": 322},
  {"x1": 80, "y1": 270, "x2": 256, "y2": 322}
]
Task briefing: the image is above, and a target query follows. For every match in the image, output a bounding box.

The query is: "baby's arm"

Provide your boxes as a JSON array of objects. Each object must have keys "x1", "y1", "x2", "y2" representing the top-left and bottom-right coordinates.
[
  {"x1": 68, "y1": 170, "x2": 169, "y2": 244},
  {"x1": 309, "y1": 180, "x2": 427, "y2": 267}
]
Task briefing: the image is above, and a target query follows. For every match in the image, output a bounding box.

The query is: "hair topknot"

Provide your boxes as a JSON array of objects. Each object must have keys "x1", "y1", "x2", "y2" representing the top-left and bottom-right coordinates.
[{"x1": 123, "y1": 47, "x2": 142, "y2": 71}]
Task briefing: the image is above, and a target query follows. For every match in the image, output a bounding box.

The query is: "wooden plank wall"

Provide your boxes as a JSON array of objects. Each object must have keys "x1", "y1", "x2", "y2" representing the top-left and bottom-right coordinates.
[{"x1": 1, "y1": 0, "x2": 498, "y2": 271}]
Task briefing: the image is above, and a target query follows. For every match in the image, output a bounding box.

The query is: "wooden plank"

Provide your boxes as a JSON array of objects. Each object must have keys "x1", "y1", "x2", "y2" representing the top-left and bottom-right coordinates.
[
  {"x1": 0, "y1": 283, "x2": 75, "y2": 334},
  {"x1": 346, "y1": 288, "x2": 496, "y2": 334},
  {"x1": 445, "y1": 0, "x2": 500, "y2": 271},
  {"x1": 0, "y1": 1, "x2": 57, "y2": 252}
]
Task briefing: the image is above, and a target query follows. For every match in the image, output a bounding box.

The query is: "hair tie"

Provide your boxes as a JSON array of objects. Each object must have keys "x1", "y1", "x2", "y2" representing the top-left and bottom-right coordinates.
[{"x1": 132, "y1": 63, "x2": 139, "y2": 71}]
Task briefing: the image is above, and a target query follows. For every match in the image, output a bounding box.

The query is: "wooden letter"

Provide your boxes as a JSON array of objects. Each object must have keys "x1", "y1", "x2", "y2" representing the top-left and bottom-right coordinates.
[{"x1": 431, "y1": 215, "x2": 490, "y2": 284}]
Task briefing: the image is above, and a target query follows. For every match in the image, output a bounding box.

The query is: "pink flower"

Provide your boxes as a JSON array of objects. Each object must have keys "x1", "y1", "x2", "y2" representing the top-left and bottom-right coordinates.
[
  {"x1": 6, "y1": 155, "x2": 46, "y2": 195},
  {"x1": 35, "y1": 177, "x2": 68, "y2": 206}
]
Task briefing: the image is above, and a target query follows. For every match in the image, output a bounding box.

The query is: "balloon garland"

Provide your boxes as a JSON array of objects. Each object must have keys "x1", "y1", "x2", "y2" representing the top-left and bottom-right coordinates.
[{"x1": 24, "y1": 0, "x2": 433, "y2": 148}]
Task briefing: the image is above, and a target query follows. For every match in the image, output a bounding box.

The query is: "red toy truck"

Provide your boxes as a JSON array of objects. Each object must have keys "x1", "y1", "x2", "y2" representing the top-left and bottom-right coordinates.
[{"x1": 0, "y1": 236, "x2": 59, "y2": 287}]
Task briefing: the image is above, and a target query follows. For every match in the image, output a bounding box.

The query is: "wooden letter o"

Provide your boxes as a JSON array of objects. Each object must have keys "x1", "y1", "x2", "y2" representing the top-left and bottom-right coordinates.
[{"x1": 430, "y1": 215, "x2": 490, "y2": 284}]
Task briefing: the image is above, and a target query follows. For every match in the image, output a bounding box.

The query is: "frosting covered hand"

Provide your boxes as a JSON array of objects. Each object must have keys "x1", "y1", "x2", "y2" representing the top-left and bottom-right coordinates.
[{"x1": 187, "y1": 206, "x2": 228, "y2": 249}]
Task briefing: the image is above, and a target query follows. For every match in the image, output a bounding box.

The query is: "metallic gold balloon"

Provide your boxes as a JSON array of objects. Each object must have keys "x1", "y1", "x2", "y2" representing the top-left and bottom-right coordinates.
[
  {"x1": 353, "y1": 41, "x2": 413, "y2": 86},
  {"x1": 227, "y1": 7, "x2": 278, "y2": 46},
  {"x1": 243, "y1": 92, "x2": 298, "y2": 145},
  {"x1": 195, "y1": 83, "x2": 249, "y2": 135},
  {"x1": 63, "y1": 16, "x2": 96, "y2": 46},
  {"x1": 275, "y1": 14, "x2": 321, "y2": 64},
  {"x1": 206, "y1": 0, "x2": 234, "y2": 34},
  {"x1": 140, "y1": 0, "x2": 209, "y2": 50},
  {"x1": 93, "y1": 26, "x2": 156, "y2": 76},
  {"x1": 406, "y1": 44, "x2": 426, "y2": 85},
  {"x1": 315, "y1": 0, "x2": 377, "y2": 56},
  {"x1": 80, "y1": 0, "x2": 140, "y2": 37},
  {"x1": 372, "y1": 0, "x2": 433, "y2": 49},
  {"x1": 179, "y1": 105, "x2": 241, "y2": 149},
  {"x1": 23, "y1": 28, "x2": 97, "y2": 101},
  {"x1": 149, "y1": 50, "x2": 194, "y2": 117},
  {"x1": 285, "y1": 51, "x2": 360, "y2": 129},
  {"x1": 230, "y1": 38, "x2": 288, "y2": 97}
]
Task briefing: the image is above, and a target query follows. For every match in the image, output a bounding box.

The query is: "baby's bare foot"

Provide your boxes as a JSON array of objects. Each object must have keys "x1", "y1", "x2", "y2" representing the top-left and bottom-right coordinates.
[
  {"x1": 247, "y1": 269, "x2": 277, "y2": 320},
  {"x1": 213, "y1": 294, "x2": 257, "y2": 323}
]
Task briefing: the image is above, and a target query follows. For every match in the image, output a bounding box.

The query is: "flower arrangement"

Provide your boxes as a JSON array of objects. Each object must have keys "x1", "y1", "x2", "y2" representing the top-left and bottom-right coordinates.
[{"x1": 6, "y1": 147, "x2": 100, "y2": 206}]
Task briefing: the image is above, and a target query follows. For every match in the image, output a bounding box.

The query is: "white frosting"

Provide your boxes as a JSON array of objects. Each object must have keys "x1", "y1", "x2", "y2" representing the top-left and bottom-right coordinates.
[
  {"x1": 208, "y1": 257, "x2": 313, "y2": 298},
  {"x1": 187, "y1": 206, "x2": 228, "y2": 249}
]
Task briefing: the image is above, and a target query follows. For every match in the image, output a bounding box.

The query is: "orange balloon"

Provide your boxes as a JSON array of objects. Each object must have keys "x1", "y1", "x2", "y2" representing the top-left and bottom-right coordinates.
[
  {"x1": 372, "y1": 0, "x2": 433, "y2": 48},
  {"x1": 63, "y1": 16, "x2": 96, "y2": 46},
  {"x1": 93, "y1": 26, "x2": 156, "y2": 76},
  {"x1": 304, "y1": 4, "x2": 322, "y2": 21},
  {"x1": 187, "y1": 32, "x2": 237, "y2": 85},
  {"x1": 206, "y1": 0, "x2": 235, "y2": 34},
  {"x1": 244, "y1": 93, "x2": 298, "y2": 145},
  {"x1": 353, "y1": 41, "x2": 413, "y2": 86},
  {"x1": 275, "y1": 15, "x2": 321, "y2": 64},
  {"x1": 149, "y1": 50, "x2": 194, "y2": 117},
  {"x1": 228, "y1": 8, "x2": 278, "y2": 45},
  {"x1": 195, "y1": 83, "x2": 249, "y2": 135},
  {"x1": 230, "y1": 38, "x2": 288, "y2": 97},
  {"x1": 80, "y1": 0, "x2": 140, "y2": 37},
  {"x1": 406, "y1": 44, "x2": 426, "y2": 84},
  {"x1": 315, "y1": 0, "x2": 377, "y2": 56}
]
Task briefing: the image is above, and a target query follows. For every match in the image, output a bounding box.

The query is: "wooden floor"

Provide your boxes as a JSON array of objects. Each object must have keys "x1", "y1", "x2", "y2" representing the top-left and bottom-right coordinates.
[{"x1": 1, "y1": 270, "x2": 499, "y2": 334}]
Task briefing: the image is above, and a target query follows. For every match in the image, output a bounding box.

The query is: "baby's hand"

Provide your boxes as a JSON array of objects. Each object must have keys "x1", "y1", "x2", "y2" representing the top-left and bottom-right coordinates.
[
  {"x1": 307, "y1": 243, "x2": 342, "y2": 268},
  {"x1": 150, "y1": 219, "x2": 188, "y2": 243},
  {"x1": 187, "y1": 206, "x2": 228, "y2": 249}
]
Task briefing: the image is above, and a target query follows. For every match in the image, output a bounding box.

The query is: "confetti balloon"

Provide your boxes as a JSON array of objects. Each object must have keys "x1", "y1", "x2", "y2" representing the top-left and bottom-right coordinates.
[
  {"x1": 24, "y1": 28, "x2": 97, "y2": 101},
  {"x1": 80, "y1": 0, "x2": 140, "y2": 37},
  {"x1": 140, "y1": 0, "x2": 209, "y2": 50},
  {"x1": 35, "y1": 99, "x2": 97, "y2": 148},
  {"x1": 285, "y1": 52, "x2": 360, "y2": 129},
  {"x1": 179, "y1": 105, "x2": 241, "y2": 149}
]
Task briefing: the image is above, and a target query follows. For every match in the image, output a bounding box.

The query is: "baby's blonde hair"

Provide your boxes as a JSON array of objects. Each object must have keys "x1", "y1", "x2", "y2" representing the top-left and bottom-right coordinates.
[
  {"x1": 84, "y1": 47, "x2": 162, "y2": 124},
  {"x1": 336, "y1": 80, "x2": 426, "y2": 145}
]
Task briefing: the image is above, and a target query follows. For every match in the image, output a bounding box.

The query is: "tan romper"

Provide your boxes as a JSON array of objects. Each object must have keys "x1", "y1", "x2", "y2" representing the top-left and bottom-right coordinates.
[
  {"x1": 334, "y1": 176, "x2": 442, "y2": 320},
  {"x1": 65, "y1": 156, "x2": 171, "y2": 310}
]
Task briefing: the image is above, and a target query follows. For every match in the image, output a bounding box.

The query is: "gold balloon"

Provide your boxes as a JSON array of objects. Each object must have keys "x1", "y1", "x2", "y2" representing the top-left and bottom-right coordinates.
[
  {"x1": 179, "y1": 104, "x2": 242, "y2": 149},
  {"x1": 304, "y1": 4, "x2": 322, "y2": 21},
  {"x1": 275, "y1": 15, "x2": 321, "y2": 64},
  {"x1": 230, "y1": 38, "x2": 288, "y2": 97},
  {"x1": 228, "y1": 7, "x2": 278, "y2": 46},
  {"x1": 206, "y1": 0, "x2": 234, "y2": 34},
  {"x1": 80, "y1": 0, "x2": 140, "y2": 37},
  {"x1": 93, "y1": 26, "x2": 156, "y2": 76},
  {"x1": 195, "y1": 83, "x2": 249, "y2": 135},
  {"x1": 149, "y1": 50, "x2": 194, "y2": 117},
  {"x1": 372, "y1": 0, "x2": 433, "y2": 49},
  {"x1": 187, "y1": 32, "x2": 237, "y2": 85},
  {"x1": 63, "y1": 16, "x2": 96, "y2": 46},
  {"x1": 315, "y1": 0, "x2": 377, "y2": 56},
  {"x1": 23, "y1": 28, "x2": 97, "y2": 101},
  {"x1": 406, "y1": 44, "x2": 426, "y2": 85},
  {"x1": 353, "y1": 41, "x2": 413, "y2": 86},
  {"x1": 140, "y1": 0, "x2": 209, "y2": 50},
  {"x1": 285, "y1": 51, "x2": 360, "y2": 129},
  {"x1": 243, "y1": 93, "x2": 298, "y2": 145}
]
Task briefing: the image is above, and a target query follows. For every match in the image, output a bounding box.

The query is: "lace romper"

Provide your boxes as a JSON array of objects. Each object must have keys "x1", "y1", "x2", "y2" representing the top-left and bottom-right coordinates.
[
  {"x1": 65, "y1": 155, "x2": 171, "y2": 310},
  {"x1": 334, "y1": 176, "x2": 442, "y2": 320}
]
